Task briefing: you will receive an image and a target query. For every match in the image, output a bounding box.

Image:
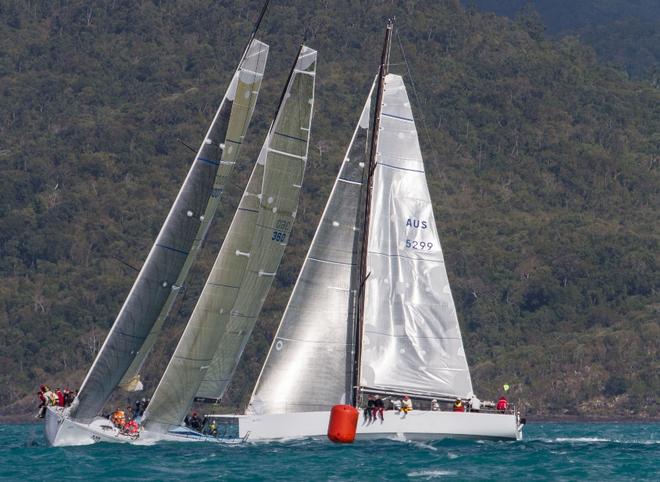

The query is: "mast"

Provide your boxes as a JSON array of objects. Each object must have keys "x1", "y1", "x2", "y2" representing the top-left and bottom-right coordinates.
[{"x1": 352, "y1": 20, "x2": 393, "y2": 407}]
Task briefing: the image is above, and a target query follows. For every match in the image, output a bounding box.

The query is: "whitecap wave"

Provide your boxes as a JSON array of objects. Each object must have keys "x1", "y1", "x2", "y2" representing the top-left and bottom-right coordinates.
[
  {"x1": 408, "y1": 469, "x2": 457, "y2": 479},
  {"x1": 554, "y1": 437, "x2": 610, "y2": 443}
]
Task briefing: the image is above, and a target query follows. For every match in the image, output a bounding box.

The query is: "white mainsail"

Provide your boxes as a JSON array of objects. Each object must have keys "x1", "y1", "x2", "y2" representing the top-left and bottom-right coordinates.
[
  {"x1": 71, "y1": 39, "x2": 269, "y2": 423},
  {"x1": 247, "y1": 82, "x2": 374, "y2": 414},
  {"x1": 249, "y1": 74, "x2": 472, "y2": 414},
  {"x1": 359, "y1": 74, "x2": 473, "y2": 400},
  {"x1": 144, "y1": 46, "x2": 317, "y2": 431}
]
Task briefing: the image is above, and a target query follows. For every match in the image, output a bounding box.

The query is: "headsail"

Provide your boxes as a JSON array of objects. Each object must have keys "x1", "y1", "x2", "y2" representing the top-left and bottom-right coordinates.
[
  {"x1": 247, "y1": 82, "x2": 374, "y2": 415},
  {"x1": 144, "y1": 46, "x2": 317, "y2": 431},
  {"x1": 71, "y1": 39, "x2": 269, "y2": 423},
  {"x1": 359, "y1": 74, "x2": 473, "y2": 400}
]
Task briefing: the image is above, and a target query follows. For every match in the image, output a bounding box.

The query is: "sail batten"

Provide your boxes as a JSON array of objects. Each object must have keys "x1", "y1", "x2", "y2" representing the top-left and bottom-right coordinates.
[
  {"x1": 71, "y1": 39, "x2": 268, "y2": 423},
  {"x1": 144, "y1": 47, "x2": 317, "y2": 430}
]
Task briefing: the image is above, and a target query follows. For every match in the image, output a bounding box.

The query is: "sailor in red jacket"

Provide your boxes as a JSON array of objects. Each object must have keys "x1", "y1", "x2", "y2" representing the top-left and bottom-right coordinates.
[
  {"x1": 56, "y1": 388, "x2": 65, "y2": 407},
  {"x1": 496, "y1": 396, "x2": 508, "y2": 412}
]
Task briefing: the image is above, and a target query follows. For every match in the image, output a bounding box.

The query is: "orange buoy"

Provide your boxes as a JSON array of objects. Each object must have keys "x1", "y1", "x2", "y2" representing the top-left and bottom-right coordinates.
[{"x1": 327, "y1": 404, "x2": 359, "y2": 443}]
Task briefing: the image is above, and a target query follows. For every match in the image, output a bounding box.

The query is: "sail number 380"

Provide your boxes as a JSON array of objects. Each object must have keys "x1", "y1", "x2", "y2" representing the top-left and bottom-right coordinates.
[
  {"x1": 405, "y1": 239, "x2": 433, "y2": 250},
  {"x1": 272, "y1": 219, "x2": 291, "y2": 243}
]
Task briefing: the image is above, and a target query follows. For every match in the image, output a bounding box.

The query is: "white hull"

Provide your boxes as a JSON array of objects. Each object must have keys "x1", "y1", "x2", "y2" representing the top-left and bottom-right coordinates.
[
  {"x1": 230, "y1": 410, "x2": 522, "y2": 442},
  {"x1": 45, "y1": 406, "x2": 522, "y2": 446},
  {"x1": 44, "y1": 406, "x2": 230, "y2": 446}
]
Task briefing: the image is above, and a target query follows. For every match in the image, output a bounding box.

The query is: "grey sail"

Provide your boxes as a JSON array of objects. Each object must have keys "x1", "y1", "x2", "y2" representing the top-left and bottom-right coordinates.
[
  {"x1": 359, "y1": 74, "x2": 473, "y2": 400},
  {"x1": 144, "y1": 46, "x2": 317, "y2": 431},
  {"x1": 247, "y1": 82, "x2": 374, "y2": 415},
  {"x1": 196, "y1": 47, "x2": 318, "y2": 401},
  {"x1": 71, "y1": 40, "x2": 269, "y2": 423},
  {"x1": 119, "y1": 40, "x2": 271, "y2": 393}
]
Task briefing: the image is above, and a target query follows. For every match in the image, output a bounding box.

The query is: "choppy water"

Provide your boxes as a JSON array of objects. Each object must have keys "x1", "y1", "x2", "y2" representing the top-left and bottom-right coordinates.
[{"x1": 1, "y1": 422, "x2": 657, "y2": 480}]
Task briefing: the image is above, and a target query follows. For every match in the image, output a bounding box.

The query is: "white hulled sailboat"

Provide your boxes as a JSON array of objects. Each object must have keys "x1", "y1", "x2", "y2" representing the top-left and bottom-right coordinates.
[{"x1": 208, "y1": 21, "x2": 524, "y2": 442}]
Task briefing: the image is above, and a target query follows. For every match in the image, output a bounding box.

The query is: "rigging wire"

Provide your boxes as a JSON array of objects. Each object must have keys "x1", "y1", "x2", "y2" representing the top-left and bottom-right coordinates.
[{"x1": 395, "y1": 30, "x2": 443, "y2": 173}]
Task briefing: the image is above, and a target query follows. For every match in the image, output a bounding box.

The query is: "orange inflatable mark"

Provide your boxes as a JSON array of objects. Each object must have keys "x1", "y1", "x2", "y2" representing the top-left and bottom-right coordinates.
[{"x1": 327, "y1": 404, "x2": 359, "y2": 443}]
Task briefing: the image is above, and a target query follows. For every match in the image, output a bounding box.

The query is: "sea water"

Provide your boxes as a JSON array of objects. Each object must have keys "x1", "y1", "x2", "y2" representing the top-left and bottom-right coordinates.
[{"x1": 0, "y1": 422, "x2": 657, "y2": 480}]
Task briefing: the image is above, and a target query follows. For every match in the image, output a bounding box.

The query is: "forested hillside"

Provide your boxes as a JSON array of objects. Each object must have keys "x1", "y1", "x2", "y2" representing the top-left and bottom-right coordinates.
[
  {"x1": 464, "y1": 0, "x2": 660, "y2": 82},
  {"x1": 0, "y1": 0, "x2": 657, "y2": 421}
]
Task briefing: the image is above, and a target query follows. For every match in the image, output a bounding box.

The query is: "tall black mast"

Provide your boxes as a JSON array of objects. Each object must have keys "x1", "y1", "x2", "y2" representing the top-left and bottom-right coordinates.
[
  {"x1": 240, "y1": 0, "x2": 271, "y2": 60},
  {"x1": 352, "y1": 19, "x2": 394, "y2": 407}
]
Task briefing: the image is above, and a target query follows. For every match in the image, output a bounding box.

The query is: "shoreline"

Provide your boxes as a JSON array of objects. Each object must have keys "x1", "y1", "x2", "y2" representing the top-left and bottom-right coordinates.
[{"x1": 2, "y1": 413, "x2": 658, "y2": 425}]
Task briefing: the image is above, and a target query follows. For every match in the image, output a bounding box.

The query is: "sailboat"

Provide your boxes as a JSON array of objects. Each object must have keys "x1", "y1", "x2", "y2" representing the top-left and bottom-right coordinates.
[
  {"x1": 141, "y1": 44, "x2": 317, "y2": 439},
  {"x1": 204, "y1": 21, "x2": 525, "y2": 442},
  {"x1": 44, "y1": 39, "x2": 317, "y2": 446}
]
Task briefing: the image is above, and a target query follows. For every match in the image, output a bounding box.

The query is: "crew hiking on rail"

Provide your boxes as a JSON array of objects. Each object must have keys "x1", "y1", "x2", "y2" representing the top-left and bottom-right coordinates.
[{"x1": 36, "y1": 385, "x2": 76, "y2": 418}]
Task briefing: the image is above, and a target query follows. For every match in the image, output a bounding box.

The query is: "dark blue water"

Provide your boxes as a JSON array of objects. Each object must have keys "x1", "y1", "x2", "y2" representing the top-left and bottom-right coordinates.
[{"x1": 1, "y1": 422, "x2": 657, "y2": 480}]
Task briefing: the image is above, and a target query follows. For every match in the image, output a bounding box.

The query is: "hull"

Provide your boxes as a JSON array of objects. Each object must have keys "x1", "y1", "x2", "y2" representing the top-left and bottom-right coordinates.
[
  {"x1": 44, "y1": 406, "x2": 229, "y2": 446},
  {"x1": 45, "y1": 406, "x2": 523, "y2": 446},
  {"x1": 232, "y1": 410, "x2": 523, "y2": 442}
]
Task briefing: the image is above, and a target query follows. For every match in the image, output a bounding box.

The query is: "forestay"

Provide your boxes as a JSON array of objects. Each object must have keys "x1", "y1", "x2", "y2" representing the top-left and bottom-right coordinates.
[
  {"x1": 359, "y1": 74, "x2": 473, "y2": 400},
  {"x1": 248, "y1": 82, "x2": 374, "y2": 415},
  {"x1": 71, "y1": 39, "x2": 268, "y2": 423},
  {"x1": 144, "y1": 46, "x2": 317, "y2": 431}
]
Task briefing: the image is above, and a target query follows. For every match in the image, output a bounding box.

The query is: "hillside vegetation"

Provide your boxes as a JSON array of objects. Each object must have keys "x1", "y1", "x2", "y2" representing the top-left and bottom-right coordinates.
[
  {"x1": 0, "y1": 0, "x2": 657, "y2": 420},
  {"x1": 465, "y1": 0, "x2": 660, "y2": 82}
]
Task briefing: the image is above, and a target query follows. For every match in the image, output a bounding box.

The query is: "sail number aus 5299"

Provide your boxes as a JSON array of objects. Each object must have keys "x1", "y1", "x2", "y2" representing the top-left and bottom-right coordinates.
[{"x1": 405, "y1": 240, "x2": 433, "y2": 250}]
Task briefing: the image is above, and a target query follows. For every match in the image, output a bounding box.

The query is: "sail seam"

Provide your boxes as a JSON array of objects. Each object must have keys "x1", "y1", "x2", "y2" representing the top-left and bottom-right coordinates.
[
  {"x1": 338, "y1": 177, "x2": 362, "y2": 185},
  {"x1": 155, "y1": 244, "x2": 189, "y2": 256},
  {"x1": 268, "y1": 147, "x2": 306, "y2": 160},
  {"x1": 207, "y1": 282, "x2": 241, "y2": 289},
  {"x1": 382, "y1": 112, "x2": 414, "y2": 122},
  {"x1": 276, "y1": 336, "x2": 351, "y2": 345},
  {"x1": 308, "y1": 256, "x2": 355, "y2": 267},
  {"x1": 173, "y1": 355, "x2": 214, "y2": 362},
  {"x1": 377, "y1": 161, "x2": 424, "y2": 173},
  {"x1": 240, "y1": 68, "x2": 264, "y2": 77},
  {"x1": 364, "y1": 331, "x2": 464, "y2": 341},
  {"x1": 367, "y1": 250, "x2": 443, "y2": 262},
  {"x1": 197, "y1": 157, "x2": 220, "y2": 166},
  {"x1": 274, "y1": 131, "x2": 307, "y2": 143}
]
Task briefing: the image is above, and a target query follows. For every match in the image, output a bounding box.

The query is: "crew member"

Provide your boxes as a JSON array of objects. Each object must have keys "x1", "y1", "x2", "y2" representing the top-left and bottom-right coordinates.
[
  {"x1": 364, "y1": 395, "x2": 375, "y2": 422},
  {"x1": 111, "y1": 408, "x2": 126, "y2": 428},
  {"x1": 430, "y1": 399, "x2": 440, "y2": 411},
  {"x1": 372, "y1": 395, "x2": 385, "y2": 421},
  {"x1": 496, "y1": 396, "x2": 508, "y2": 412},
  {"x1": 453, "y1": 399, "x2": 465, "y2": 412},
  {"x1": 469, "y1": 394, "x2": 482, "y2": 413},
  {"x1": 36, "y1": 387, "x2": 47, "y2": 418},
  {"x1": 401, "y1": 396, "x2": 413, "y2": 413},
  {"x1": 56, "y1": 388, "x2": 65, "y2": 407}
]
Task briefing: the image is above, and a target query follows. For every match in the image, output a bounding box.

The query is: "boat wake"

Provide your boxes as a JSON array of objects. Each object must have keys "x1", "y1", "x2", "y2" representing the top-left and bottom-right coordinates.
[
  {"x1": 408, "y1": 469, "x2": 457, "y2": 479},
  {"x1": 540, "y1": 437, "x2": 659, "y2": 445}
]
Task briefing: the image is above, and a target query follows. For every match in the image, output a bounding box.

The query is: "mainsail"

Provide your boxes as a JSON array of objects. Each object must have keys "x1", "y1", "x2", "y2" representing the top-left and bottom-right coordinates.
[
  {"x1": 144, "y1": 46, "x2": 317, "y2": 431},
  {"x1": 249, "y1": 73, "x2": 473, "y2": 413},
  {"x1": 247, "y1": 82, "x2": 374, "y2": 414},
  {"x1": 359, "y1": 74, "x2": 473, "y2": 399},
  {"x1": 71, "y1": 39, "x2": 269, "y2": 423}
]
